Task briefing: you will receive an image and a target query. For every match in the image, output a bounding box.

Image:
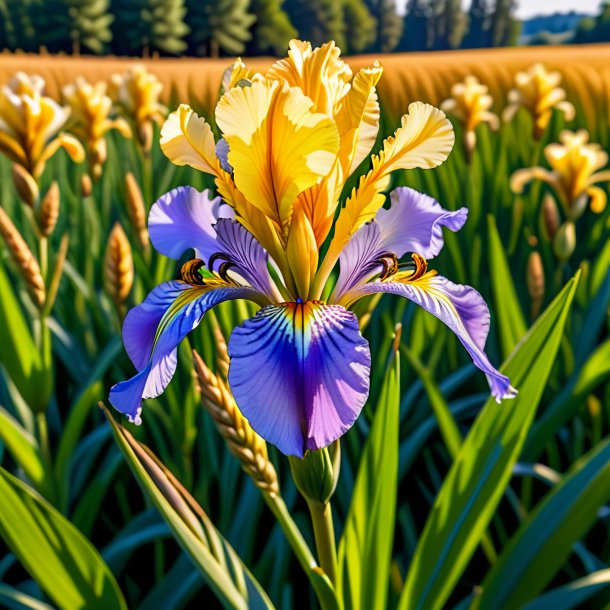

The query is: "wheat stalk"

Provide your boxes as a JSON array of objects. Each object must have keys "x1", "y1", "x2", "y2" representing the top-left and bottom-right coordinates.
[
  {"x1": 193, "y1": 349, "x2": 279, "y2": 495},
  {"x1": 104, "y1": 222, "x2": 134, "y2": 308},
  {"x1": 0, "y1": 206, "x2": 45, "y2": 308},
  {"x1": 37, "y1": 182, "x2": 60, "y2": 237},
  {"x1": 125, "y1": 172, "x2": 149, "y2": 250}
]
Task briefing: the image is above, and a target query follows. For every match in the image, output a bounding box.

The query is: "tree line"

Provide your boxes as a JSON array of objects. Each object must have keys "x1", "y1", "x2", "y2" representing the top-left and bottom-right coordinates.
[{"x1": 0, "y1": 0, "x2": 520, "y2": 57}]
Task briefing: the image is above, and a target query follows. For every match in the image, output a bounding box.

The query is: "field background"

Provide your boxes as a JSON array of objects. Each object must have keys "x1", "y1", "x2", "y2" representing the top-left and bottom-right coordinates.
[{"x1": 1, "y1": 42, "x2": 610, "y2": 610}]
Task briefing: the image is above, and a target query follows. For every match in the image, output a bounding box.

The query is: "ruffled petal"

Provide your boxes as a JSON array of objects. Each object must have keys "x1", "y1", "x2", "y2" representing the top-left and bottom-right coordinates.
[
  {"x1": 347, "y1": 275, "x2": 516, "y2": 402},
  {"x1": 148, "y1": 186, "x2": 234, "y2": 261},
  {"x1": 122, "y1": 281, "x2": 190, "y2": 371},
  {"x1": 110, "y1": 284, "x2": 258, "y2": 424},
  {"x1": 332, "y1": 188, "x2": 467, "y2": 301},
  {"x1": 213, "y1": 218, "x2": 279, "y2": 301},
  {"x1": 376, "y1": 187, "x2": 467, "y2": 259},
  {"x1": 228, "y1": 302, "x2": 371, "y2": 457}
]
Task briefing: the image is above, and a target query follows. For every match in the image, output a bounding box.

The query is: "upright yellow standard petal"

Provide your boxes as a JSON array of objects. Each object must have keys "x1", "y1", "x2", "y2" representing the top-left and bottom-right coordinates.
[
  {"x1": 268, "y1": 40, "x2": 352, "y2": 117},
  {"x1": 215, "y1": 79, "x2": 339, "y2": 237},
  {"x1": 334, "y1": 102, "x2": 453, "y2": 243},
  {"x1": 160, "y1": 104, "x2": 218, "y2": 175},
  {"x1": 335, "y1": 64, "x2": 383, "y2": 176},
  {"x1": 286, "y1": 203, "x2": 318, "y2": 298}
]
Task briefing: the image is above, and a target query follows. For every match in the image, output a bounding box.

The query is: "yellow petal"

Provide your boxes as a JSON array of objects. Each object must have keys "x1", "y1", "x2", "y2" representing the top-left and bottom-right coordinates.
[
  {"x1": 286, "y1": 203, "x2": 318, "y2": 298},
  {"x1": 160, "y1": 104, "x2": 218, "y2": 175},
  {"x1": 333, "y1": 102, "x2": 453, "y2": 242},
  {"x1": 335, "y1": 63, "x2": 383, "y2": 176},
  {"x1": 0, "y1": 131, "x2": 27, "y2": 166},
  {"x1": 215, "y1": 79, "x2": 339, "y2": 236},
  {"x1": 34, "y1": 133, "x2": 85, "y2": 178},
  {"x1": 268, "y1": 39, "x2": 352, "y2": 116},
  {"x1": 587, "y1": 186, "x2": 606, "y2": 214},
  {"x1": 222, "y1": 58, "x2": 263, "y2": 92}
]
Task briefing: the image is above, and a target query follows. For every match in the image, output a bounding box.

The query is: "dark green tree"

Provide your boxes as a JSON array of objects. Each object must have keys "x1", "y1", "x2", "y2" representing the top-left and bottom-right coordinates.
[
  {"x1": 398, "y1": 0, "x2": 432, "y2": 51},
  {"x1": 432, "y1": 0, "x2": 467, "y2": 49},
  {"x1": 342, "y1": 0, "x2": 376, "y2": 54},
  {"x1": 571, "y1": 1, "x2": 610, "y2": 43},
  {"x1": 489, "y1": 0, "x2": 519, "y2": 46},
  {"x1": 111, "y1": 0, "x2": 189, "y2": 56},
  {"x1": 365, "y1": 0, "x2": 402, "y2": 52},
  {"x1": 187, "y1": 0, "x2": 255, "y2": 57},
  {"x1": 31, "y1": 0, "x2": 113, "y2": 54},
  {"x1": 283, "y1": 0, "x2": 346, "y2": 49},
  {"x1": 461, "y1": 0, "x2": 493, "y2": 48},
  {"x1": 245, "y1": 0, "x2": 296, "y2": 56},
  {"x1": 1, "y1": 0, "x2": 38, "y2": 51}
]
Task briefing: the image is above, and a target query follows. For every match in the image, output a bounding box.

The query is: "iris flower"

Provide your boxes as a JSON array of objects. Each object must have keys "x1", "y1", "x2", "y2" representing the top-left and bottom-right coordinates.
[
  {"x1": 110, "y1": 41, "x2": 515, "y2": 457},
  {"x1": 502, "y1": 63, "x2": 574, "y2": 140},
  {"x1": 110, "y1": 66, "x2": 167, "y2": 153},
  {"x1": 440, "y1": 76, "x2": 499, "y2": 162},
  {"x1": 511, "y1": 129, "x2": 610, "y2": 218},
  {"x1": 0, "y1": 72, "x2": 84, "y2": 180},
  {"x1": 63, "y1": 77, "x2": 132, "y2": 180}
]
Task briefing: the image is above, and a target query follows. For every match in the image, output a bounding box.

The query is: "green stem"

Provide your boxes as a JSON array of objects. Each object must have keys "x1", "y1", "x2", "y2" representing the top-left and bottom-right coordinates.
[
  {"x1": 37, "y1": 411, "x2": 51, "y2": 468},
  {"x1": 263, "y1": 492, "x2": 338, "y2": 610},
  {"x1": 307, "y1": 501, "x2": 338, "y2": 585},
  {"x1": 39, "y1": 236, "x2": 48, "y2": 282}
]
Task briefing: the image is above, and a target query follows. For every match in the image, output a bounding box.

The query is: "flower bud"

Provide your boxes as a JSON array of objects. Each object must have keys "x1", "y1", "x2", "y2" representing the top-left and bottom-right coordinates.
[
  {"x1": 542, "y1": 193, "x2": 560, "y2": 239},
  {"x1": 81, "y1": 173, "x2": 93, "y2": 197},
  {"x1": 288, "y1": 442, "x2": 340, "y2": 508},
  {"x1": 37, "y1": 182, "x2": 60, "y2": 237},
  {"x1": 553, "y1": 221, "x2": 576, "y2": 261},
  {"x1": 526, "y1": 250, "x2": 544, "y2": 319},
  {"x1": 11, "y1": 163, "x2": 39, "y2": 207}
]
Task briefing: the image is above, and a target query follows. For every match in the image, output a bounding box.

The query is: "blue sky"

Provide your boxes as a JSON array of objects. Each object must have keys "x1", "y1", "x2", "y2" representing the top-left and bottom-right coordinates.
[{"x1": 395, "y1": 0, "x2": 602, "y2": 19}]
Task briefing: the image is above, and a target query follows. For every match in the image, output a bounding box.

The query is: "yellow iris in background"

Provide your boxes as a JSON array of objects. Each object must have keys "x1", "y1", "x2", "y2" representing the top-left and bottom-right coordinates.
[
  {"x1": 160, "y1": 40, "x2": 453, "y2": 301},
  {"x1": 63, "y1": 78, "x2": 132, "y2": 181},
  {"x1": 110, "y1": 65, "x2": 167, "y2": 153},
  {"x1": 511, "y1": 129, "x2": 610, "y2": 219},
  {"x1": 503, "y1": 63, "x2": 575, "y2": 140},
  {"x1": 441, "y1": 75, "x2": 499, "y2": 162},
  {"x1": 0, "y1": 72, "x2": 84, "y2": 196}
]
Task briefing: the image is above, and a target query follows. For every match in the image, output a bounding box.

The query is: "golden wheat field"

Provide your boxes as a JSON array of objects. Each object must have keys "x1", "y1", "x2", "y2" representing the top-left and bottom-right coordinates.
[{"x1": 1, "y1": 37, "x2": 610, "y2": 610}]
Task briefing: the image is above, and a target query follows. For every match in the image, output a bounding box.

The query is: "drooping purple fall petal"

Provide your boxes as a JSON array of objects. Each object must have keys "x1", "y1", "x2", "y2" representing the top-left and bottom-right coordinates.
[
  {"x1": 348, "y1": 275, "x2": 516, "y2": 402},
  {"x1": 110, "y1": 282, "x2": 259, "y2": 424},
  {"x1": 227, "y1": 302, "x2": 371, "y2": 457}
]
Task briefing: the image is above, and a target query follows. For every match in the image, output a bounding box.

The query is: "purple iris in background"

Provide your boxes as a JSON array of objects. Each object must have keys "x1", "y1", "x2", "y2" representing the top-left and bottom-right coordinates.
[{"x1": 109, "y1": 185, "x2": 516, "y2": 457}]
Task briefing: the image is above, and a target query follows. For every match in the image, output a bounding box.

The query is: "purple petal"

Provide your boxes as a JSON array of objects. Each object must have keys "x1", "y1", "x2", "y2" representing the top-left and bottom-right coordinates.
[
  {"x1": 332, "y1": 221, "x2": 383, "y2": 301},
  {"x1": 350, "y1": 275, "x2": 516, "y2": 402},
  {"x1": 332, "y1": 187, "x2": 467, "y2": 301},
  {"x1": 148, "y1": 186, "x2": 234, "y2": 261},
  {"x1": 377, "y1": 187, "x2": 467, "y2": 259},
  {"x1": 213, "y1": 218, "x2": 278, "y2": 301},
  {"x1": 228, "y1": 302, "x2": 371, "y2": 457},
  {"x1": 122, "y1": 281, "x2": 192, "y2": 371},
  {"x1": 110, "y1": 284, "x2": 258, "y2": 424}
]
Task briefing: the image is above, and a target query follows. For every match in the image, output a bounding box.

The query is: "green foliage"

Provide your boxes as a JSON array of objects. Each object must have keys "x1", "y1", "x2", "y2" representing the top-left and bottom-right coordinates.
[
  {"x1": 399, "y1": 272, "x2": 580, "y2": 610},
  {"x1": 111, "y1": 0, "x2": 189, "y2": 55},
  {"x1": 104, "y1": 406, "x2": 274, "y2": 610},
  {"x1": 245, "y1": 0, "x2": 296, "y2": 56},
  {"x1": 365, "y1": 0, "x2": 402, "y2": 52},
  {"x1": 571, "y1": 1, "x2": 610, "y2": 43},
  {"x1": 30, "y1": 0, "x2": 114, "y2": 54},
  {"x1": 0, "y1": 466, "x2": 127, "y2": 610},
  {"x1": 186, "y1": 0, "x2": 255, "y2": 57},
  {"x1": 284, "y1": 0, "x2": 346, "y2": 49},
  {"x1": 477, "y1": 438, "x2": 610, "y2": 609},
  {"x1": 341, "y1": 0, "x2": 376, "y2": 54},
  {"x1": 337, "y1": 335, "x2": 400, "y2": 610}
]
